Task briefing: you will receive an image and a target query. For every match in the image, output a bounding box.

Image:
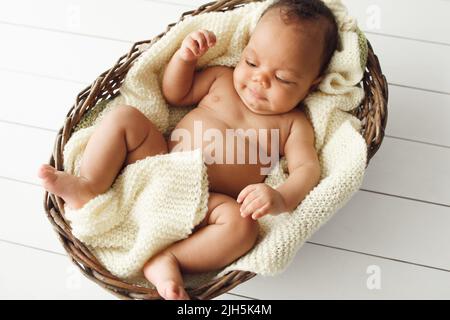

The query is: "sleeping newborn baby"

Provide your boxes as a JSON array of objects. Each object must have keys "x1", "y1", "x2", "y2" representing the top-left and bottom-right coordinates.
[{"x1": 38, "y1": 0, "x2": 338, "y2": 300}]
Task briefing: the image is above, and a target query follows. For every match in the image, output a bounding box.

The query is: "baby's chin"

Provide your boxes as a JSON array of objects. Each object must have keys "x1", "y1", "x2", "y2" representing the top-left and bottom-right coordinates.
[
  {"x1": 241, "y1": 97, "x2": 272, "y2": 115},
  {"x1": 237, "y1": 89, "x2": 273, "y2": 115},
  {"x1": 245, "y1": 103, "x2": 275, "y2": 115}
]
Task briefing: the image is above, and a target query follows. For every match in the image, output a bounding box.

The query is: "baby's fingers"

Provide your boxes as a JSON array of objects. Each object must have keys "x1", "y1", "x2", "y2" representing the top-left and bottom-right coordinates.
[
  {"x1": 251, "y1": 203, "x2": 271, "y2": 220},
  {"x1": 204, "y1": 30, "x2": 217, "y2": 47},
  {"x1": 192, "y1": 30, "x2": 212, "y2": 51},
  {"x1": 241, "y1": 197, "x2": 265, "y2": 218},
  {"x1": 240, "y1": 192, "x2": 259, "y2": 216},
  {"x1": 184, "y1": 38, "x2": 200, "y2": 56},
  {"x1": 237, "y1": 184, "x2": 256, "y2": 204}
]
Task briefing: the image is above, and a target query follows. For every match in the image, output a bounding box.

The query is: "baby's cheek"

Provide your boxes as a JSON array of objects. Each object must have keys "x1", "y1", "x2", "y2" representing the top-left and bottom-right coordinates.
[
  {"x1": 233, "y1": 69, "x2": 242, "y2": 83},
  {"x1": 235, "y1": 64, "x2": 249, "y2": 83},
  {"x1": 272, "y1": 91, "x2": 295, "y2": 112},
  {"x1": 232, "y1": 75, "x2": 242, "y2": 94},
  {"x1": 232, "y1": 69, "x2": 241, "y2": 86}
]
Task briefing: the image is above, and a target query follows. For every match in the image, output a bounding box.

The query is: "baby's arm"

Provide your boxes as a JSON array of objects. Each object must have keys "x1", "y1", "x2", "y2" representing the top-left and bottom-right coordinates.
[
  {"x1": 275, "y1": 112, "x2": 321, "y2": 212},
  {"x1": 162, "y1": 29, "x2": 225, "y2": 107},
  {"x1": 238, "y1": 111, "x2": 321, "y2": 219}
]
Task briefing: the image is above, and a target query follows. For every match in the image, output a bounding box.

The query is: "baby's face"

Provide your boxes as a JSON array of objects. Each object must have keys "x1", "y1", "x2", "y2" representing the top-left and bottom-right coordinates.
[{"x1": 233, "y1": 8, "x2": 325, "y2": 115}]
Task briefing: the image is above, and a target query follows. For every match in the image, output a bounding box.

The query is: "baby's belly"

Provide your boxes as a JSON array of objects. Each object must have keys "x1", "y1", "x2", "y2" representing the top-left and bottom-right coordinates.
[{"x1": 167, "y1": 108, "x2": 276, "y2": 199}]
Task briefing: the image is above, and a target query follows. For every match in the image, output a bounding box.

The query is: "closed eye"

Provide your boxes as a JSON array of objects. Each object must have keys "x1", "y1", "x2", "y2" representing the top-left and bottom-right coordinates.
[
  {"x1": 246, "y1": 59, "x2": 294, "y2": 84},
  {"x1": 276, "y1": 76, "x2": 292, "y2": 84},
  {"x1": 246, "y1": 60, "x2": 256, "y2": 67}
]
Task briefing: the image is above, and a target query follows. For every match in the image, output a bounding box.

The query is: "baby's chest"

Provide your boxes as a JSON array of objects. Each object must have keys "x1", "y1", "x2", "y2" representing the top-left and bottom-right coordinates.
[
  {"x1": 196, "y1": 107, "x2": 289, "y2": 158},
  {"x1": 198, "y1": 87, "x2": 242, "y2": 122},
  {"x1": 196, "y1": 76, "x2": 291, "y2": 154}
]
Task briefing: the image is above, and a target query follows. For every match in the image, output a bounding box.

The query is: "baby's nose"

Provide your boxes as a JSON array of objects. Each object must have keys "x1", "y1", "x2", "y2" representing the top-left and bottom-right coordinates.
[{"x1": 252, "y1": 73, "x2": 269, "y2": 88}]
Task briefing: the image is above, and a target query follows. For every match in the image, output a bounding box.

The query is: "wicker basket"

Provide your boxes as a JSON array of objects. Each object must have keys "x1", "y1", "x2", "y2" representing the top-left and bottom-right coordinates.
[{"x1": 43, "y1": 0, "x2": 388, "y2": 300}]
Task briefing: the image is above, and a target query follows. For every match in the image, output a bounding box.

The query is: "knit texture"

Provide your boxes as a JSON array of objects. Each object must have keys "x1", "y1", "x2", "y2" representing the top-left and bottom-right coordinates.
[{"x1": 62, "y1": 0, "x2": 368, "y2": 288}]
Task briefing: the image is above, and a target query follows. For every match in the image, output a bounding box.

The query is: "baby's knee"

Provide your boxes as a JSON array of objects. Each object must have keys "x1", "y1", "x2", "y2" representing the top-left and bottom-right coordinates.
[
  {"x1": 110, "y1": 104, "x2": 138, "y2": 117},
  {"x1": 108, "y1": 105, "x2": 147, "y2": 128},
  {"x1": 226, "y1": 203, "x2": 259, "y2": 248},
  {"x1": 204, "y1": 196, "x2": 259, "y2": 253},
  {"x1": 241, "y1": 216, "x2": 259, "y2": 246}
]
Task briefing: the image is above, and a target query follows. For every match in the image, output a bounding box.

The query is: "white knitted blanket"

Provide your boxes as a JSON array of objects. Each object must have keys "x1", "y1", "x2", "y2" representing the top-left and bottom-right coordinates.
[{"x1": 63, "y1": 0, "x2": 368, "y2": 288}]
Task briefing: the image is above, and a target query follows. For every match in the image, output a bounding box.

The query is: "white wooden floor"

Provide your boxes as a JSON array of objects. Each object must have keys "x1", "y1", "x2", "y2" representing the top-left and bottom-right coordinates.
[{"x1": 0, "y1": 0, "x2": 449, "y2": 300}]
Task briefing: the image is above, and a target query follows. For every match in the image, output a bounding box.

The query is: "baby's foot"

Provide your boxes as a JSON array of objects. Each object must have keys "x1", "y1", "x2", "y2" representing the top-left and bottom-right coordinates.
[
  {"x1": 38, "y1": 164, "x2": 96, "y2": 210},
  {"x1": 143, "y1": 252, "x2": 190, "y2": 300}
]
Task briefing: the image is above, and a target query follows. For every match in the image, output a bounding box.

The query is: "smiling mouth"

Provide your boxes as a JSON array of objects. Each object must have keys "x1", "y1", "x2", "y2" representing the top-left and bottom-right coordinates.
[{"x1": 248, "y1": 87, "x2": 265, "y2": 100}]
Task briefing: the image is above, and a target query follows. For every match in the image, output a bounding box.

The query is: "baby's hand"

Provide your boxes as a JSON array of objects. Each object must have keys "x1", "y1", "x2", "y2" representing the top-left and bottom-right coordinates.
[
  {"x1": 237, "y1": 184, "x2": 288, "y2": 220},
  {"x1": 178, "y1": 29, "x2": 217, "y2": 62}
]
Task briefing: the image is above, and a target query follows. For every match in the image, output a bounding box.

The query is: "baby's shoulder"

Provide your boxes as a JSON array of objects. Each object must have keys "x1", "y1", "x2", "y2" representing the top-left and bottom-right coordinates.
[
  {"x1": 282, "y1": 108, "x2": 315, "y2": 144},
  {"x1": 285, "y1": 108, "x2": 313, "y2": 130},
  {"x1": 207, "y1": 66, "x2": 234, "y2": 92},
  {"x1": 205, "y1": 65, "x2": 233, "y2": 78},
  {"x1": 202, "y1": 65, "x2": 233, "y2": 90}
]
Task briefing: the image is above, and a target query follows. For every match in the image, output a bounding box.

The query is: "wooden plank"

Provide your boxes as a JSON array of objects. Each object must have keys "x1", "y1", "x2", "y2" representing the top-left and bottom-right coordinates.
[
  {"x1": 386, "y1": 85, "x2": 450, "y2": 147},
  {"x1": 0, "y1": 122, "x2": 56, "y2": 185},
  {"x1": 232, "y1": 243, "x2": 450, "y2": 299},
  {"x1": 367, "y1": 33, "x2": 450, "y2": 94},
  {"x1": 0, "y1": 0, "x2": 186, "y2": 42},
  {"x1": 0, "y1": 241, "x2": 115, "y2": 299},
  {"x1": 0, "y1": 10, "x2": 449, "y2": 94},
  {"x1": 0, "y1": 241, "x2": 249, "y2": 299},
  {"x1": 343, "y1": 0, "x2": 450, "y2": 44},
  {"x1": 0, "y1": 70, "x2": 87, "y2": 131},
  {"x1": 0, "y1": 179, "x2": 66, "y2": 255},
  {"x1": 0, "y1": 23, "x2": 130, "y2": 83},
  {"x1": 310, "y1": 190, "x2": 450, "y2": 271},
  {"x1": 2, "y1": 224, "x2": 450, "y2": 299},
  {"x1": 0, "y1": 0, "x2": 448, "y2": 44},
  {"x1": 362, "y1": 137, "x2": 450, "y2": 206}
]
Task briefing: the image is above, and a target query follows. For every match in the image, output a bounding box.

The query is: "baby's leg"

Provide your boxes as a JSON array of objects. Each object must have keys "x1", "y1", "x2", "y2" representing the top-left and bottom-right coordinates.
[
  {"x1": 38, "y1": 105, "x2": 168, "y2": 209},
  {"x1": 78, "y1": 105, "x2": 167, "y2": 193},
  {"x1": 143, "y1": 192, "x2": 259, "y2": 300}
]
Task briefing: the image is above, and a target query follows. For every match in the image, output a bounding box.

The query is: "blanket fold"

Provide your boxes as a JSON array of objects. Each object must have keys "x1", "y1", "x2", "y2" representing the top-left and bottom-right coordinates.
[
  {"x1": 63, "y1": 0, "x2": 368, "y2": 288},
  {"x1": 65, "y1": 148, "x2": 209, "y2": 280}
]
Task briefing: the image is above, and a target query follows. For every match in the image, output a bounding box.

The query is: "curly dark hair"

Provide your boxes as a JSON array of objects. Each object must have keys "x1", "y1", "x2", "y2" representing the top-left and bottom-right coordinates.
[{"x1": 262, "y1": 0, "x2": 339, "y2": 75}]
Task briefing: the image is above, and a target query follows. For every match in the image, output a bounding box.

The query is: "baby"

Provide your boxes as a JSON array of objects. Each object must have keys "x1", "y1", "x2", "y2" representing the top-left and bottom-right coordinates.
[{"x1": 38, "y1": 0, "x2": 338, "y2": 300}]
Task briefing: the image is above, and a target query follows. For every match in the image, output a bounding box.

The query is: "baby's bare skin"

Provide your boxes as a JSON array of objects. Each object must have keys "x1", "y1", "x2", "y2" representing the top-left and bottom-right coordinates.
[
  {"x1": 38, "y1": 6, "x2": 330, "y2": 300},
  {"x1": 168, "y1": 67, "x2": 294, "y2": 199}
]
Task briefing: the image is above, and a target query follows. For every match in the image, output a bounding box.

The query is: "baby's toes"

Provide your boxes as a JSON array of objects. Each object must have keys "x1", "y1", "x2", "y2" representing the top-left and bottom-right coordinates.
[
  {"x1": 160, "y1": 280, "x2": 190, "y2": 300},
  {"x1": 37, "y1": 164, "x2": 57, "y2": 182}
]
